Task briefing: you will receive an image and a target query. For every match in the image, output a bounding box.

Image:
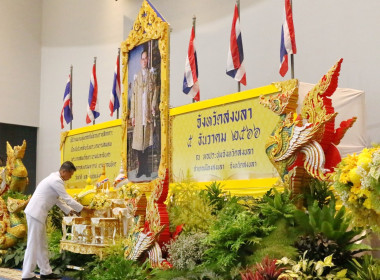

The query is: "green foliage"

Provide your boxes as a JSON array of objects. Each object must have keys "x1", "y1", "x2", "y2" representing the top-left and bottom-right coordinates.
[
  {"x1": 200, "y1": 181, "x2": 230, "y2": 214},
  {"x1": 295, "y1": 233, "x2": 339, "y2": 262},
  {"x1": 0, "y1": 240, "x2": 27, "y2": 268},
  {"x1": 294, "y1": 233, "x2": 361, "y2": 267},
  {"x1": 166, "y1": 232, "x2": 209, "y2": 270},
  {"x1": 295, "y1": 199, "x2": 367, "y2": 247},
  {"x1": 1, "y1": 190, "x2": 30, "y2": 202},
  {"x1": 203, "y1": 197, "x2": 274, "y2": 272},
  {"x1": 168, "y1": 172, "x2": 215, "y2": 233},
  {"x1": 349, "y1": 255, "x2": 380, "y2": 280},
  {"x1": 294, "y1": 199, "x2": 371, "y2": 266},
  {"x1": 249, "y1": 219, "x2": 299, "y2": 265},
  {"x1": 152, "y1": 266, "x2": 224, "y2": 280},
  {"x1": 303, "y1": 179, "x2": 334, "y2": 209},
  {"x1": 47, "y1": 226, "x2": 65, "y2": 272},
  {"x1": 277, "y1": 253, "x2": 350, "y2": 280},
  {"x1": 259, "y1": 188, "x2": 297, "y2": 226},
  {"x1": 240, "y1": 256, "x2": 286, "y2": 280},
  {"x1": 102, "y1": 237, "x2": 127, "y2": 258},
  {"x1": 83, "y1": 256, "x2": 152, "y2": 280},
  {"x1": 48, "y1": 205, "x2": 64, "y2": 232}
]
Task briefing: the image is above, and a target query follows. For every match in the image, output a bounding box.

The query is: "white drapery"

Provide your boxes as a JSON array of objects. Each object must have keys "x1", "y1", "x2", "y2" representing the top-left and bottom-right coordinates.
[{"x1": 299, "y1": 83, "x2": 370, "y2": 157}]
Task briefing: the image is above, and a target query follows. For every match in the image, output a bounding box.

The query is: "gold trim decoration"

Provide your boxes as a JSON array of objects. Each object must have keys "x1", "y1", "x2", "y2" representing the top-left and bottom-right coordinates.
[
  {"x1": 170, "y1": 84, "x2": 279, "y2": 116},
  {"x1": 60, "y1": 241, "x2": 106, "y2": 259},
  {"x1": 260, "y1": 79, "x2": 299, "y2": 116},
  {"x1": 60, "y1": 131, "x2": 69, "y2": 151},
  {"x1": 121, "y1": 0, "x2": 170, "y2": 189}
]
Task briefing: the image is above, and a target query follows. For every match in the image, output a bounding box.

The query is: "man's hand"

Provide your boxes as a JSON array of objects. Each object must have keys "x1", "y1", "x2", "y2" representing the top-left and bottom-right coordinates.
[
  {"x1": 82, "y1": 206, "x2": 91, "y2": 212},
  {"x1": 68, "y1": 210, "x2": 79, "y2": 216},
  {"x1": 131, "y1": 118, "x2": 135, "y2": 126}
]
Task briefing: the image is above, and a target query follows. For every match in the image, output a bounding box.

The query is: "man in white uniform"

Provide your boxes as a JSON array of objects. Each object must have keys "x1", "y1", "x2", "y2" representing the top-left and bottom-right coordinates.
[{"x1": 22, "y1": 161, "x2": 84, "y2": 280}]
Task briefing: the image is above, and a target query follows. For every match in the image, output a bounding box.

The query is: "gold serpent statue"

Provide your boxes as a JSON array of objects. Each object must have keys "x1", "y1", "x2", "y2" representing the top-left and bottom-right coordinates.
[
  {"x1": 260, "y1": 59, "x2": 356, "y2": 195},
  {"x1": 0, "y1": 196, "x2": 30, "y2": 250}
]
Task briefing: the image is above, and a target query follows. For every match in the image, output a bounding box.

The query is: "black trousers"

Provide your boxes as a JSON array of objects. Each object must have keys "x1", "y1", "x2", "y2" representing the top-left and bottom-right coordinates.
[{"x1": 137, "y1": 150, "x2": 150, "y2": 176}]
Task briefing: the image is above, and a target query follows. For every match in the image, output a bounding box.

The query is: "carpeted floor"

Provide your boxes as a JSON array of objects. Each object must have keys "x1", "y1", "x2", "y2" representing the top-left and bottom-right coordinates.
[
  {"x1": 0, "y1": 268, "x2": 25, "y2": 280},
  {"x1": 0, "y1": 269, "x2": 77, "y2": 280}
]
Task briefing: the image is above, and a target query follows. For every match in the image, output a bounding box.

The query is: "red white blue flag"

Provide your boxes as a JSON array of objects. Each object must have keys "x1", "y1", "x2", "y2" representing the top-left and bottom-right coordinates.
[
  {"x1": 86, "y1": 62, "x2": 100, "y2": 124},
  {"x1": 183, "y1": 26, "x2": 200, "y2": 101},
  {"x1": 226, "y1": 4, "x2": 246, "y2": 86},
  {"x1": 279, "y1": 0, "x2": 297, "y2": 77},
  {"x1": 60, "y1": 73, "x2": 72, "y2": 129},
  {"x1": 109, "y1": 52, "x2": 121, "y2": 116}
]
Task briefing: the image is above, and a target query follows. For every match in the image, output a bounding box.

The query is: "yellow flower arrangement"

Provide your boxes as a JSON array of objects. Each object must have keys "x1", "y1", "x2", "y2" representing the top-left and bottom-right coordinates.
[
  {"x1": 89, "y1": 193, "x2": 111, "y2": 210},
  {"x1": 333, "y1": 146, "x2": 380, "y2": 232},
  {"x1": 117, "y1": 183, "x2": 141, "y2": 200}
]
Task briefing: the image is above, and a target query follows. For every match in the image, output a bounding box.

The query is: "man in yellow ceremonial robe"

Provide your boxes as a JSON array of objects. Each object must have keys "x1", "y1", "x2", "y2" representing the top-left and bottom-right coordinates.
[{"x1": 130, "y1": 49, "x2": 158, "y2": 178}]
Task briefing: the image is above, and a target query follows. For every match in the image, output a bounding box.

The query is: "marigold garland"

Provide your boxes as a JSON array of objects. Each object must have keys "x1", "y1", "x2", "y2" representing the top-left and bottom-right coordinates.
[{"x1": 333, "y1": 147, "x2": 380, "y2": 232}]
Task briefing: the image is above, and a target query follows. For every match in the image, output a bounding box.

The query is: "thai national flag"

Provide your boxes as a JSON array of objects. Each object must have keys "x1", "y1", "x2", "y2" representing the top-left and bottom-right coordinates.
[
  {"x1": 183, "y1": 26, "x2": 200, "y2": 101},
  {"x1": 109, "y1": 52, "x2": 121, "y2": 116},
  {"x1": 60, "y1": 74, "x2": 72, "y2": 129},
  {"x1": 279, "y1": 0, "x2": 297, "y2": 77},
  {"x1": 86, "y1": 62, "x2": 100, "y2": 124},
  {"x1": 226, "y1": 4, "x2": 246, "y2": 86}
]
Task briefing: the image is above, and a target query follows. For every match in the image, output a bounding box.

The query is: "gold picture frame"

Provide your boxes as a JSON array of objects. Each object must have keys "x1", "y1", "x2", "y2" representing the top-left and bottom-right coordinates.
[{"x1": 121, "y1": 0, "x2": 169, "y2": 190}]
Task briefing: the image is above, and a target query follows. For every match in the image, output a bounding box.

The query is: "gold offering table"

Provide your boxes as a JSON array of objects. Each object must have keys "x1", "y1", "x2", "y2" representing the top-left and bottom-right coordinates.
[{"x1": 60, "y1": 200, "x2": 132, "y2": 259}]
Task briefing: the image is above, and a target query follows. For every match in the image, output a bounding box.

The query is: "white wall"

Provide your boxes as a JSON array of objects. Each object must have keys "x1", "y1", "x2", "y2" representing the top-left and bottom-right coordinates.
[
  {"x1": 0, "y1": 0, "x2": 42, "y2": 127},
  {"x1": 3, "y1": 0, "x2": 380, "y2": 182}
]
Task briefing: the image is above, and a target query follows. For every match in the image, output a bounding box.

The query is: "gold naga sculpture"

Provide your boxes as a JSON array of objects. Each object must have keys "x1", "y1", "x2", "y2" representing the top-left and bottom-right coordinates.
[
  {"x1": 0, "y1": 196, "x2": 30, "y2": 250},
  {"x1": 5, "y1": 140, "x2": 29, "y2": 193},
  {"x1": 260, "y1": 59, "x2": 357, "y2": 195},
  {"x1": 124, "y1": 169, "x2": 179, "y2": 268}
]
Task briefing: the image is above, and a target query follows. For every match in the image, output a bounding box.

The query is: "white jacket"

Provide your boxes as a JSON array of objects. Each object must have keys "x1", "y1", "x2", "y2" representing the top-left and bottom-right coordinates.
[{"x1": 25, "y1": 171, "x2": 83, "y2": 223}]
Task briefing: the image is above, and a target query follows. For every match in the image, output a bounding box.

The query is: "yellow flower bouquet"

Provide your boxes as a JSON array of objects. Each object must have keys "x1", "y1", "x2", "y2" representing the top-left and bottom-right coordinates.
[
  {"x1": 333, "y1": 147, "x2": 380, "y2": 232},
  {"x1": 117, "y1": 183, "x2": 141, "y2": 200},
  {"x1": 89, "y1": 193, "x2": 111, "y2": 210}
]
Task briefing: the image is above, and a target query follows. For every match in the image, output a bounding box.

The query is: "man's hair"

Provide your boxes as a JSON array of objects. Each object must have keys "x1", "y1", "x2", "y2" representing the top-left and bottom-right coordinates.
[
  {"x1": 60, "y1": 161, "x2": 76, "y2": 172},
  {"x1": 141, "y1": 49, "x2": 148, "y2": 58}
]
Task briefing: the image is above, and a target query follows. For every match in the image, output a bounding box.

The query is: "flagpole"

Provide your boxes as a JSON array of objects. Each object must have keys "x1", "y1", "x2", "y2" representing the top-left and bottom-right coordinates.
[
  {"x1": 192, "y1": 15, "x2": 197, "y2": 103},
  {"x1": 236, "y1": 0, "x2": 241, "y2": 92},
  {"x1": 116, "y1": 48, "x2": 120, "y2": 119},
  {"x1": 70, "y1": 65, "x2": 73, "y2": 130},
  {"x1": 93, "y1": 56, "x2": 97, "y2": 125},
  {"x1": 290, "y1": 0, "x2": 295, "y2": 79}
]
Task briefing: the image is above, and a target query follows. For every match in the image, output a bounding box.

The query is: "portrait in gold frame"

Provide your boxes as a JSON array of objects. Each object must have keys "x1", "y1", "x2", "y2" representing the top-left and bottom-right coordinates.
[{"x1": 120, "y1": 0, "x2": 169, "y2": 189}]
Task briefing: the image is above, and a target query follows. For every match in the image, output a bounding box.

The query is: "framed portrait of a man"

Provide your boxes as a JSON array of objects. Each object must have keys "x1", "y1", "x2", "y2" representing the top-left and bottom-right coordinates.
[
  {"x1": 121, "y1": 1, "x2": 169, "y2": 185},
  {"x1": 127, "y1": 41, "x2": 161, "y2": 181}
]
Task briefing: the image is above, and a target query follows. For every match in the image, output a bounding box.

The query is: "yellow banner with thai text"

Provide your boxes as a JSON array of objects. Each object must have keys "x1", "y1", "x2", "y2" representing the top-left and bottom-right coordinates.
[
  {"x1": 61, "y1": 119, "x2": 123, "y2": 189},
  {"x1": 170, "y1": 85, "x2": 280, "y2": 183}
]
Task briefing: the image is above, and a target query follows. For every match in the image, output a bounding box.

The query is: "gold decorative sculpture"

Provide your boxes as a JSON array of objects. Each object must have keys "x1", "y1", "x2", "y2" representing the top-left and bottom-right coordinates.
[
  {"x1": 0, "y1": 196, "x2": 29, "y2": 250},
  {"x1": 124, "y1": 169, "x2": 172, "y2": 268},
  {"x1": 260, "y1": 59, "x2": 357, "y2": 195},
  {"x1": 5, "y1": 140, "x2": 29, "y2": 193}
]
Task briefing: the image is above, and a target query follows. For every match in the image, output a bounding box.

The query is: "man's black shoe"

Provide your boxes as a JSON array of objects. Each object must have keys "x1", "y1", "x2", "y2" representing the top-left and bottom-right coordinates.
[
  {"x1": 136, "y1": 171, "x2": 143, "y2": 178},
  {"x1": 40, "y1": 273, "x2": 63, "y2": 279},
  {"x1": 22, "y1": 277, "x2": 38, "y2": 280}
]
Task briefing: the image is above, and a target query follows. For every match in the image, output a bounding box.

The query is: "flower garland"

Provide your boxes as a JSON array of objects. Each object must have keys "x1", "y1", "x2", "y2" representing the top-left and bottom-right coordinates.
[{"x1": 333, "y1": 147, "x2": 380, "y2": 232}]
